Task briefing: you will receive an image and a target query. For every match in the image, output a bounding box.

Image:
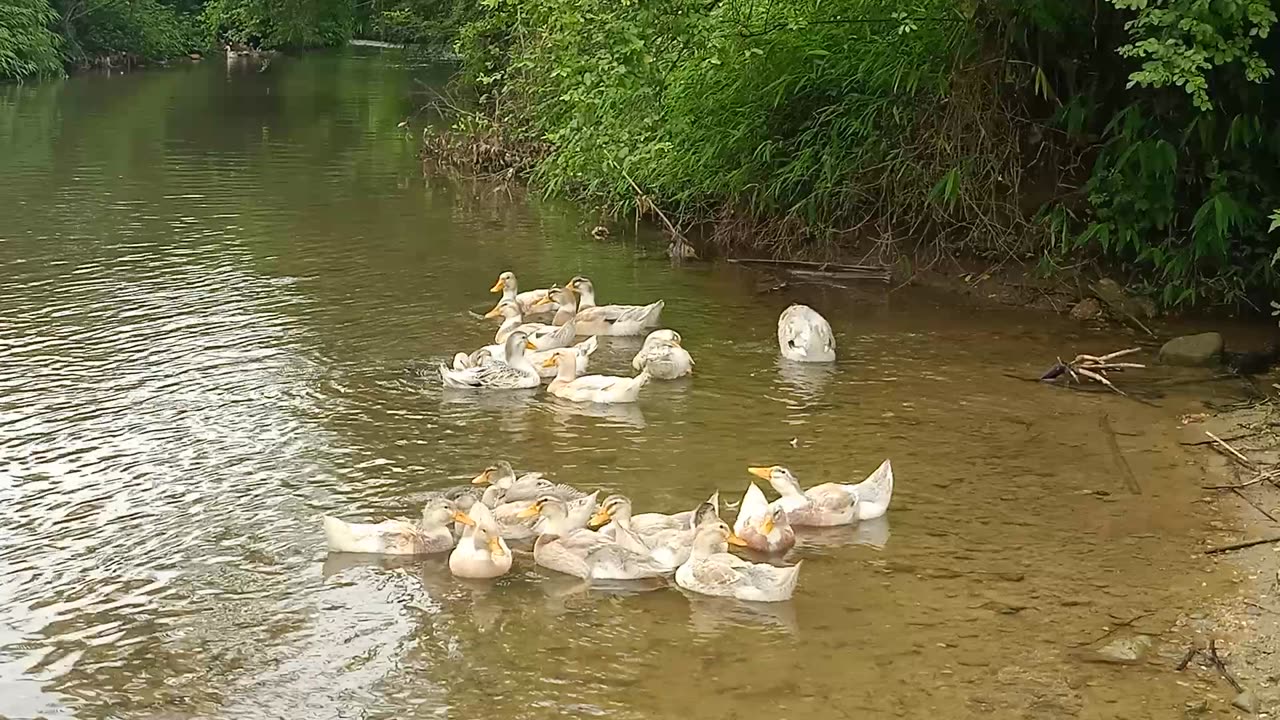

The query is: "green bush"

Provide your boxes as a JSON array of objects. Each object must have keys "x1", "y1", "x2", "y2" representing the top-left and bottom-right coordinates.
[
  {"x1": 0, "y1": 0, "x2": 63, "y2": 80},
  {"x1": 1006, "y1": 0, "x2": 1280, "y2": 307},
  {"x1": 451, "y1": 0, "x2": 1280, "y2": 308},
  {"x1": 56, "y1": 0, "x2": 201, "y2": 62},
  {"x1": 456, "y1": 0, "x2": 987, "y2": 253},
  {"x1": 200, "y1": 0, "x2": 354, "y2": 48}
]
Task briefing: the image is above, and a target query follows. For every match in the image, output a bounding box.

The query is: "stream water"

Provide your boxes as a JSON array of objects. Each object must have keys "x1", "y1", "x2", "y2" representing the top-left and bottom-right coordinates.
[{"x1": 0, "y1": 47, "x2": 1246, "y2": 719}]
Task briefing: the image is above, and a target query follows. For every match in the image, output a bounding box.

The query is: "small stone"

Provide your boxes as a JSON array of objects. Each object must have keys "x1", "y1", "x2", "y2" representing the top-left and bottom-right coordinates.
[
  {"x1": 1089, "y1": 634, "x2": 1154, "y2": 664},
  {"x1": 1232, "y1": 690, "x2": 1257, "y2": 714},
  {"x1": 1070, "y1": 297, "x2": 1104, "y2": 320},
  {"x1": 1159, "y1": 332, "x2": 1224, "y2": 366},
  {"x1": 1184, "y1": 699, "x2": 1209, "y2": 717},
  {"x1": 1092, "y1": 278, "x2": 1158, "y2": 319}
]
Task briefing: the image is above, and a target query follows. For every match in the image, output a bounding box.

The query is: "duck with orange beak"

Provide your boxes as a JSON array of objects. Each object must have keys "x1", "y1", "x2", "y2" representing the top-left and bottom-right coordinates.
[
  {"x1": 487, "y1": 270, "x2": 556, "y2": 318},
  {"x1": 674, "y1": 521, "x2": 802, "y2": 602},
  {"x1": 448, "y1": 502, "x2": 513, "y2": 579},
  {"x1": 746, "y1": 460, "x2": 893, "y2": 527}
]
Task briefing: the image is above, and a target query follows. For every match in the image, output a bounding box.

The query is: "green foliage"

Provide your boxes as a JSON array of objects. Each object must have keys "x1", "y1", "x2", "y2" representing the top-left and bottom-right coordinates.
[
  {"x1": 2, "y1": 0, "x2": 358, "y2": 79},
  {"x1": 357, "y1": 0, "x2": 477, "y2": 49},
  {"x1": 0, "y1": 0, "x2": 64, "y2": 80},
  {"x1": 1111, "y1": 0, "x2": 1276, "y2": 111},
  {"x1": 56, "y1": 0, "x2": 202, "y2": 62},
  {"x1": 200, "y1": 0, "x2": 354, "y2": 48},
  {"x1": 455, "y1": 0, "x2": 981, "y2": 251},
  {"x1": 1025, "y1": 0, "x2": 1280, "y2": 307}
]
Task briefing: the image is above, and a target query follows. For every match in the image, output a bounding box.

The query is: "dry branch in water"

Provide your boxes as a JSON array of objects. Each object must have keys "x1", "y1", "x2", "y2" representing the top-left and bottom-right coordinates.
[{"x1": 1039, "y1": 348, "x2": 1145, "y2": 396}]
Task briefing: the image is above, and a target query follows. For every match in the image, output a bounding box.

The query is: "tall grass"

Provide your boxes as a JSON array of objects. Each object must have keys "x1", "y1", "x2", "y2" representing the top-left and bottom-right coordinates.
[
  {"x1": 451, "y1": 0, "x2": 1043, "y2": 262},
  {"x1": 450, "y1": 0, "x2": 1280, "y2": 308}
]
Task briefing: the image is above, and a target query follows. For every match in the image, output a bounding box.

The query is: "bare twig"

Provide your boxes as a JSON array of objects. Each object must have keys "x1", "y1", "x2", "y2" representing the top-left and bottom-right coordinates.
[
  {"x1": 1205, "y1": 431, "x2": 1257, "y2": 470},
  {"x1": 1202, "y1": 470, "x2": 1278, "y2": 490},
  {"x1": 620, "y1": 170, "x2": 689, "y2": 249}
]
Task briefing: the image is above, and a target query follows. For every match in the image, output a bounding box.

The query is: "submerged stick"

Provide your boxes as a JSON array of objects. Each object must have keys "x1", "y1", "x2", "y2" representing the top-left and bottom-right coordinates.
[
  {"x1": 1204, "y1": 536, "x2": 1280, "y2": 554},
  {"x1": 1207, "y1": 639, "x2": 1244, "y2": 693},
  {"x1": 1100, "y1": 414, "x2": 1141, "y2": 494},
  {"x1": 1175, "y1": 646, "x2": 1198, "y2": 671}
]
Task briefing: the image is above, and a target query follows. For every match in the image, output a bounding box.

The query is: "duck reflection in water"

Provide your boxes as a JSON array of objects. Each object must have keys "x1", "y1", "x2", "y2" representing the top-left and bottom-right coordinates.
[
  {"x1": 684, "y1": 593, "x2": 799, "y2": 635},
  {"x1": 545, "y1": 398, "x2": 647, "y2": 429},
  {"x1": 797, "y1": 515, "x2": 891, "y2": 551},
  {"x1": 774, "y1": 357, "x2": 837, "y2": 401}
]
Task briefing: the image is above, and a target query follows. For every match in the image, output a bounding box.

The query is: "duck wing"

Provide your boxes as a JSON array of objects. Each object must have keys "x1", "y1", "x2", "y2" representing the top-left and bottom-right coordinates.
[{"x1": 843, "y1": 459, "x2": 893, "y2": 520}]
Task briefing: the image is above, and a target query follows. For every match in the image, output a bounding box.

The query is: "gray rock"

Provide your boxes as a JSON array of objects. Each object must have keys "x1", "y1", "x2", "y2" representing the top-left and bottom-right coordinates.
[
  {"x1": 1089, "y1": 634, "x2": 1154, "y2": 664},
  {"x1": 1159, "y1": 332, "x2": 1224, "y2": 367},
  {"x1": 1070, "y1": 297, "x2": 1103, "y2": 321},
  {"x1": 1092, "y1": 278, "x2": 1158, "y2": 319},
  {"x1": 1232, "y1": 690, "x2": 1257, "y2": 714}
]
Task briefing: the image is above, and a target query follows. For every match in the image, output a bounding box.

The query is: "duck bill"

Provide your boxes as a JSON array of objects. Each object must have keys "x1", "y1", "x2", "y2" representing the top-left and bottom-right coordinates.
[
  {"x1": 747, "y1": 466, "x2": 773, "y2": 480},
  {"x1": 541, "y1": 355, "x2": 558, "y2": 368},
  {"x1": 515, "y1": 504, "x2": 541, "y2": 519},
  {"x1": 759, "y1": 515, "x2": 776, "y2": 535},
  {"x1": 471, "y1": 469, "x2": 492, "y2": 485},
  {"x1": 588, "y1": 508, "x2": 611, "y2": 527},
  {"x1": 726, "y1": 532, "x2": 749, "y2": 547},
  {"x1": 489, "y1": 278, "x2": 504, "y2": 293},
  {"x1": 487, "y1": 536, "x2": 506, "y2": 556},
  {"x1": 533, "y1": 293, "x2": 554, "y2": 307},
  {"x1": 483, "y1": 305, "x2": 502, "y2": 319},
  {"x1": 525, "y1": 340, "x2": 539, "y2": 351},
  {"x1": 453, "y1": 511, "x2": 476, "y2": 526}
]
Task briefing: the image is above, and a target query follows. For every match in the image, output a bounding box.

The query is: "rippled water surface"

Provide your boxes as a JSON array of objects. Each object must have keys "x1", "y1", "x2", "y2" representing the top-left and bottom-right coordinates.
[{"x1": 0, "y1": 49, "x2": 1240, "y2": 719}]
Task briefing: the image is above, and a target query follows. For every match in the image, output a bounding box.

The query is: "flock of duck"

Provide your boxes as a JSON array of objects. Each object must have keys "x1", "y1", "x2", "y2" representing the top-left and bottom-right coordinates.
[{"x1": 323, "y1": 271, "x2": 892, "y2": 602}]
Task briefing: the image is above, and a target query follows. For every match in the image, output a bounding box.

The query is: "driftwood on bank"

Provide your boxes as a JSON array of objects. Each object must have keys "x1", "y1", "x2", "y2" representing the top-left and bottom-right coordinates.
[
  {"x1": 726, "y1": 257, "x2": 893, "y2": 282},
  {"x1": 1039, "y1": 348, "x2": 1146, "y2": 396}
]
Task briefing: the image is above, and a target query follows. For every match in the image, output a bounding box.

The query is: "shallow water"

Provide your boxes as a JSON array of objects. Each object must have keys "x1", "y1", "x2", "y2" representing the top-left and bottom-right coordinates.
[{"x1": 0, "y1": 48, "x2": 1242, "y2": 719}]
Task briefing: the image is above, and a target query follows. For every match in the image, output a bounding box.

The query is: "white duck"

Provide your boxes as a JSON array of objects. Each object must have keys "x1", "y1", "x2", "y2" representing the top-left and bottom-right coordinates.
[
  {"x1": 471, "y1": 460, "x2": 585, "y2": 502},
  {"x1": 732, "y1": 483, "x2": 796, "y2": 554},
  {"x1": 540, "y1": 280, "x2": 662, "y2": 336},
  {"x1": 489, "y1": 270, "x2": 555, "y2": 318},
  {"x1": 747, "y1": 459, "x2": 893, "y2": 527},
  {"x1": 438, "y1": 331, "x2": 541, "y2": 390},
  {"x1": 457, "y1": 332, "x2": 598, "y2": 380},
  {"x1": 542, "y1": 349, "x2": 651, "y2": 403},
  {"x1": 489, "y1": 300, "x2": 577, "y2": 351},
  {"x1": 532, "y1": 530, "x2": 670, "y2": 581},
  {"x1": 516, "y1": 494, "x2": 601, "y2": 535},
  {"x1": 675, "y1": 521, "x2": 802, "y2": 602},
  {"x1": 777, "y1": 304, "x2": 835, "y2": 362},
  {"x1": 631, "y1": 329, "x2": 694, "y2": 379},
  {"x1": 593, "y1": 491, "x2": 720, "y2": 538},
  {"x1": 322, "y1": 497, "x2": 461, "y2": 555},
  {"x1": 448, "y1": 502, "x2": 513, "y2": 579},
  {"x1": 592, "y1": 495, "x2": 721, "y2": 571}
]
